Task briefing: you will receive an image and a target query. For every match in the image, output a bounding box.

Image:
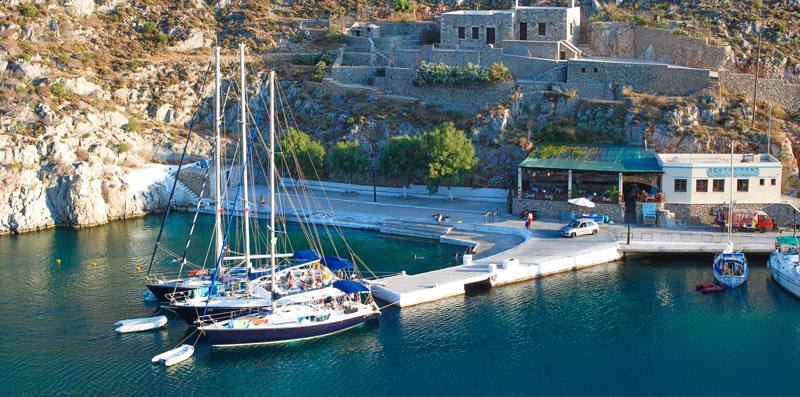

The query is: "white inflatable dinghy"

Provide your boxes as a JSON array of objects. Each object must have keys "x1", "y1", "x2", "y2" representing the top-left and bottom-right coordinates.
[
  {"x1": 151, "y1": 344, "x2": 194, "y2": 366},
  {"x1": 115, "y1": 315, "x2": 168, "y2": 333}
]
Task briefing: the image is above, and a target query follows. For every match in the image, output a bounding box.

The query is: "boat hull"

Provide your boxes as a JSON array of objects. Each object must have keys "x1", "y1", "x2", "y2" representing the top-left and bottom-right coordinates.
[
  {"x1": 770, "y1": 256, "x2": 800, "y2": 299},
  {"x1": 172, "y1": 304, "x2": 267, "y2": 325},
  {"x1": 203, "y1": 312, "x2": 379, "y2": 346},
  {"x1": 146, "y1": 283, "x2": 198, "y2": 302},
  {"x1": 712, "y1": 272, "x2": 746, "y2": 288}
]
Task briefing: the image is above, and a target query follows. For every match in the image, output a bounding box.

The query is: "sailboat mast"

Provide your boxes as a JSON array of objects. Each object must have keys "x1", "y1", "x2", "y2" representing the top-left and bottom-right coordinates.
[
  {"x1": 239, "y1": 44, "x2": 252, "y2": 295},
  {"x1": 269, "y1": 70, "x2": 277, "y2": 312},
  {"x1": 214, "y1": 47, "x2": 223, "y2": 264}
]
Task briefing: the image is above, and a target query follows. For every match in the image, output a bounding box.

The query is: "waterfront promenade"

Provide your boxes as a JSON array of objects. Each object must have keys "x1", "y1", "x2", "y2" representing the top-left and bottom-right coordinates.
[{"x1": 217, "y1": 185, "x2": 782, "y2": 307}]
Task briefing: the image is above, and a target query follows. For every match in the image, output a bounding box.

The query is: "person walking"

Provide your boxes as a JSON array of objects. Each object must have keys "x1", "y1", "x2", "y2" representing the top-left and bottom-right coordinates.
[{"x1": 527, "y1": 212, "x2": 534, "y2": 230}]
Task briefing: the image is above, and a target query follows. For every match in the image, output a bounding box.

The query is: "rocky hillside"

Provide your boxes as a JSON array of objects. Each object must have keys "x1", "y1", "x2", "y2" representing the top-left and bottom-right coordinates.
[{"x1": 0, "y1": 0, "x2": 799, "y2": 234}]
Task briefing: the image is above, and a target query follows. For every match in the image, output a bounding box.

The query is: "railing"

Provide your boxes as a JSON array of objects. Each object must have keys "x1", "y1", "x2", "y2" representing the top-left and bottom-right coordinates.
[{"x1": 483, "y1": 206, "x2": 502, "y2": 223}]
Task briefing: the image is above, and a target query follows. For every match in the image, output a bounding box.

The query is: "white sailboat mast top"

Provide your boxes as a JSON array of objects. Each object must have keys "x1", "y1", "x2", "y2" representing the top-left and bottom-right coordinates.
[
  {"x1": 269, "y1": 70, "x2": 277, "y2": 312},
  {"x1": 239, "y1": 43, "x2": 252, "y2": 295},
  {"x1": 214, "y1": 46, "x2": 223, "y2": 263}
]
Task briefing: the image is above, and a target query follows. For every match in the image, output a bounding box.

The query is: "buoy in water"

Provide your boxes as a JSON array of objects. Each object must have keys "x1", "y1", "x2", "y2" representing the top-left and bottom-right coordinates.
[
  {"x1": 56, "y1": 259, "x2": 61, "y2": 264},
  {"x1": 92, "y1": 262, "x2": 96, "y2": 267},
  {"x1": 136, "y1": 266, "x2": 141, "y2": 272}
]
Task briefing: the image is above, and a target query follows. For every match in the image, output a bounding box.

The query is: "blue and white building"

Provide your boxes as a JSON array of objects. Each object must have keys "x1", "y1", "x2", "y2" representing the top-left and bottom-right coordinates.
[{"x1": 656, "y1": 153, "x2": 783, "y2": 204}]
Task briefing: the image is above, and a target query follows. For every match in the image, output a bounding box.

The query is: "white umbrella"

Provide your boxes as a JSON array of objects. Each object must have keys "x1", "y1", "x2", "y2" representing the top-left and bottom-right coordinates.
[{"x1": 568, "y1": 197, "x2": 596, "y2": 208}]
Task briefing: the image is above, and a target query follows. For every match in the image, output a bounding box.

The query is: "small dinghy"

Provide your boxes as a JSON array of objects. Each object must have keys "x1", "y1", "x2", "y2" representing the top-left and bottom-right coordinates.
[
  {"x1": 115, "y1": 315, "x2": 168, "y2": 333},
  {"x1": 151, "y1": 344, "x2": 194, "y2": 366}
]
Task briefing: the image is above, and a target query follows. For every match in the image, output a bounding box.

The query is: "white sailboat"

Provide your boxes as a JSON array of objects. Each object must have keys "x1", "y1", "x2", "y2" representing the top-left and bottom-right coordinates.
[
  {"x1": 768, "y1": 235, "x2": 800, "y2": 298},
  {"x1": 199, "y1": 46, "x2": 380, "y2": 346},
  {"x1": 712, "y1": 142, "x2": 748, "y2": 288}
]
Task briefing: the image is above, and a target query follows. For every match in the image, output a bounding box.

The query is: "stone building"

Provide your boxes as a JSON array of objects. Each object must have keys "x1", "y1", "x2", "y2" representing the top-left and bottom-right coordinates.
[{"x1": 440, "y1": 0, "x2": 581, "y2": 60}]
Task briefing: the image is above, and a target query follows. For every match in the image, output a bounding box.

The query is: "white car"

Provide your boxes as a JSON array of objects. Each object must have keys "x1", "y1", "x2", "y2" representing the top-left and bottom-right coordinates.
[{"x1": 560, "y1": 219, "x2": 599, "y2": 238}]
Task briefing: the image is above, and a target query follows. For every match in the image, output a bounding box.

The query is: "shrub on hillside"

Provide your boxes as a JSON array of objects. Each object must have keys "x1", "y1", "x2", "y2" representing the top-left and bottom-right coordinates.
[
  {"x1": 143, "y1": 22, "x2": 157, "y2": 35},
  {"x1": 392, "y1": 0, "x2": 413, "y2": 12},
  {"x1": 18, "y1": 3, "x2": 37, "y2": 18},
  {"x1": 51, "y1": 82, "x2": 66, "y2": 98}
]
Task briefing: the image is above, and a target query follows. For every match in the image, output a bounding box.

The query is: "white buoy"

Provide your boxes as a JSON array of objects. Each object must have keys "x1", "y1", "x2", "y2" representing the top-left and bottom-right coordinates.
[
  {"x1": 152, "y1": 345, "x2": 194, "y2": 366},
  {"x1": 115, "y1": 315, "x2": 168, "y2": 333}
]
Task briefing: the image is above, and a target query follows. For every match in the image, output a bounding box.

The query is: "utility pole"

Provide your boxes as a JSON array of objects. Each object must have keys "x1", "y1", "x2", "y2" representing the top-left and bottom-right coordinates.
[
  {"x1": 752, "y1": 32, "x2": 762, "y2": 125},
  {"x1": 767, "y1": 103, "x2": 772, "y2": 155}
]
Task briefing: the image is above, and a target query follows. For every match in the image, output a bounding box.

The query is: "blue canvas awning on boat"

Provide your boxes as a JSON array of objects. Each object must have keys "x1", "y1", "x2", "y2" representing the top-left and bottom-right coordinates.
[
  {"x1": 293, "y1": 250, "x2": 320, "y2": 263},
  {"x1": 721, "y1": 253, "x2": 746, "y2": 260},
  {"x1": 321, "y1": 256, "x2": 355, "y2": 272},
  {"x1": 333, "y1": 280, "x2": 369, "y2": 294}
]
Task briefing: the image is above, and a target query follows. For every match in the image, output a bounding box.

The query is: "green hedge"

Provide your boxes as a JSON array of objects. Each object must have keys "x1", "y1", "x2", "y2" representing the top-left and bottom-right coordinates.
[{"x1": 413, "y1": 61, "x2": 512, "y2": 87}]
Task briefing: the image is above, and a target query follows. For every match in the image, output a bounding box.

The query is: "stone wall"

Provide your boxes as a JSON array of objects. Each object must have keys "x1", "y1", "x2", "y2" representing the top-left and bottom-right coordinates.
[
  {"x1": 501, "y1": 40, "x2": 559, "y2": 59},
  {"x1": 383, "y1": 67, "x2": 513, "y2": 112},
  {"x1": 633, "y1": 26, "x2": 732, "y2": 71},
  {"x1": 589, "y1": 22, "x2": 733, "y2": 71},
  {"x1": 428, "y1": 47, "x2": 483, "y2": 67},
  {"x1": 392, "y1": 49, "x2": 422, "y2": 69},
  {"x1": 332, "y1": 65, "x2": 379, "y2": 85},
  {"x1": 342, "y1": 52, "x2": 374, "y2": 66},
  {"x1": 719, "y1": 71, "x2": 800, "y2": 110},
  {"x1": 566, "y1": 60, "x2": 709, "y2": 96},
  {"x1": 501, "y1": 54, "x2": 558, "y2": 80},
  {"x1": 664, "y1": 202, "x2": 800, "y2": 227},
  {"x1": 376, "y1": 22, "x2": 436, "y2": 37},
  {"x1": 440, "y1": 11, "x2": 514, "y2": 47},
  {"x1": 512, "y1": 198, "x2": 625, "y2": 223}
]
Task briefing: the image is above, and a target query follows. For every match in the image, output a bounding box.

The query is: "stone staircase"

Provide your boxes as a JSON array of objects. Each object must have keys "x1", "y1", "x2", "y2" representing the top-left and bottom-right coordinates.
[
  {"x1": 553, "y1": 63, "x2": 568, "y2": 83},
  {"x1": 576, "y1": 44, "x2": 593, "y2": 57},
  {"x1": 379, "y1": 220, "x2": 452, "y2": 240},
  {"x1": 167, "y1": 172, "x2": 200, "y2": 204}
]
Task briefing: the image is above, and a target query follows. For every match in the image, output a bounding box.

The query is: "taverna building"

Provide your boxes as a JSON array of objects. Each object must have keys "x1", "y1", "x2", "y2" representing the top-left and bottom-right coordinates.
[{"x1": 656, "y1": 153, "x2": 783, "y2": 204}]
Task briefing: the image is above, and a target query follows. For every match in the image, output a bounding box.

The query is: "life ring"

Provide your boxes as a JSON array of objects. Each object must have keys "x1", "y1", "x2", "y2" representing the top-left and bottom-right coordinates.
[{"x1": 323, "y1": 273, "x2": 330, "y2": 281}]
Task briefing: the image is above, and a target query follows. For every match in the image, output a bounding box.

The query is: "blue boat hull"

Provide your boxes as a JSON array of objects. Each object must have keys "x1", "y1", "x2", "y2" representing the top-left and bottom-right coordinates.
[
  {"x1": 203, "y1": 312, "x2": 380, "y2": 346},
  {"x1": 173, "y1": 305, "x2": 267, "y2": 325},
  {"x1": 146, "y1": 283, "x2": 197, "y2": 302}
]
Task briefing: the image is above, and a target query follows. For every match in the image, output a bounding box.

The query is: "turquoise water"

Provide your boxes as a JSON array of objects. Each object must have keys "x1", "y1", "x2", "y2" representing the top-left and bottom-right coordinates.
[{"x1": 2, "y1": 215, "x2": 800, "y2": 395}]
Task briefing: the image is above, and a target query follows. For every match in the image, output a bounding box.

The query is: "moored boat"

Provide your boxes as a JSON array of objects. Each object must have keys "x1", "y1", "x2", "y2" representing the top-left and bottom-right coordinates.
[{"x1": 768, "y1": 236, "x2": 800, "y2": 298}]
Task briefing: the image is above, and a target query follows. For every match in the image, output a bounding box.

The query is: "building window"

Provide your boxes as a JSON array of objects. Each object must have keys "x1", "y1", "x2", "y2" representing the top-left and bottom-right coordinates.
[
  {"x1": 538, "y1": 23, "x2": 546, "y2": 36},
  {"x1": 696, "y1": 179, "x2": 708, "y2": 192},
  {"x1": 581, "y1": 67, "x2": 586, "y2": 73},
  {"x1": 713, "y1": 179, "x2": 725, "y2": 192},
  {"x1": 593, "y1": 67, "x2": 598, "y2": 73},
  {"x1": 737, "y1": 179, "x2": 749, "y2": 192},
  {"x1": 472, "y1": 27, "x2": 479, "y2": 40},
  {"x1": 760, "y1": 178, "x2": 765, "y2": 186},
  {"x1": 458, "y1": 27, "x2": 465, "y2": 39},
  {"x1": 486, "y1": 27, "x2": 495, "y2": 44},
  {"x1": 674, "y1": 179, "x2": 687, "y2": 193},
  {"x1": 519, "y1": 23, "x2": 527, "y2": 40},
  {"x1": 772, "y1": 179, "x2": 777, "y2": 185},
  {"x1": 569, "y1": 23, "x2": 573, "y2": 35},
  {"x1": 560, "y1": 51, "x2": 566, "y2": 60}
]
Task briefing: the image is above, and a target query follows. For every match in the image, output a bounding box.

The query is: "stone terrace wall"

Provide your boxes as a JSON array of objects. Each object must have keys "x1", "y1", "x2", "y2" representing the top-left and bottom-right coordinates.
[
  {"x1": 501, "y1": 55, "x2": 558, "y2": 80},
  {"x1": 665, "y1": 203, "x2": 800, "y2": 227},
  {"x1": 332, "y1": 66, "x2": 379, "y2": 85},
  {"x1": 383, "y1": 67, "x2": 513, "y2": 112},
  {"x1": 376, "y1": 22, "x2": 436, "y2": 37},
  {"x1": 501, "y1": 40, "x2": 559, "y2": 59},
  {"x1": 567, "y1": 60, "x2": 709, "y2": 96},
  {"x1": 512, "y1": 198, "x2": 625, "y2": 223},
  {"x1": 589, "y1": 22, "x2": 733, "y2": 71},
  {"x1": 392, "y1": 49, "x2": 422, "y2": 69},
  {"x1": 428, "y1": 48, "x2": 483, "y2": 67},
  {"x1": 719, "y1": 71, "x2": 800, "y2": 110},
  {"x1": 633, "y1": 26, "x2": 732, "y2": 71}
]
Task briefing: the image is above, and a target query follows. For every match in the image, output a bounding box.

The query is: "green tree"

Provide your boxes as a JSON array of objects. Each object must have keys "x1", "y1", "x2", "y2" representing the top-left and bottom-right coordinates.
[
  {"x1": 422, "y1": 122, "x2": 477, "y2": 199},
  {"x1": 328, "y1": 140, "x2": 368, "y2": 194},
  {"x1": 279, "y1": 127, "x2": 324, "y2": 177},
  {"x1": 379, "y1": 136, "x2": 425, "y2": 198}
]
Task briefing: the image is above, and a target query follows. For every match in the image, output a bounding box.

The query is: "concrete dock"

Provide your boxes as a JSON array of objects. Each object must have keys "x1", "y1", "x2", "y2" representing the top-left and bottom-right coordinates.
[{"x1": 204, "y1": 184, "x2": 784, "y2": 308}]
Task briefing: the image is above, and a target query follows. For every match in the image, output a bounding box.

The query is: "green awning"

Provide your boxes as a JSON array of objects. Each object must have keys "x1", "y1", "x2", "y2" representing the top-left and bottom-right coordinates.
[
  {"x1": 518, "y1": 145, "x2": 663, "y2": 174},
  {"x1": 776, "y1": 236, "x2": 800, "y2": 246}
]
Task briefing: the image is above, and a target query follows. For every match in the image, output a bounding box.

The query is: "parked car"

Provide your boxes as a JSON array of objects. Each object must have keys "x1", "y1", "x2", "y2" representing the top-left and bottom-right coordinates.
[{"x1": 560, "y1": 219, "x2": 599, "y2": 238}]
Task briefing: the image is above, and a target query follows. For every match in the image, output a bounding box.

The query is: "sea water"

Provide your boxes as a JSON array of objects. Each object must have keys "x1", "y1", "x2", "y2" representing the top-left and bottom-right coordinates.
[{"x1": 1, "y1": 215, "x2": 799, "y2": 395}]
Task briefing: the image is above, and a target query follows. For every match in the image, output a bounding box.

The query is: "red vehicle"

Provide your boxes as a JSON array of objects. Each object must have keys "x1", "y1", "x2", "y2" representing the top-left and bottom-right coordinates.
[{"x1": 716, "y1": 209, "x2": 778, "y2": 233}]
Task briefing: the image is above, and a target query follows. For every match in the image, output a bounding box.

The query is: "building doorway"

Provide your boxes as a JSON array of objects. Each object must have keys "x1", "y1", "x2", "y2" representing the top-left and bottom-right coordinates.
[
  {"x1": 519, "y1": 23, "x2": 527, "y2": 40},
  {"x1": 486, "y1": 27, "x2": 495, "y2": 44},
  {"x1": 559, "y1": 51, "x2": 566, "y2": 60}
]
